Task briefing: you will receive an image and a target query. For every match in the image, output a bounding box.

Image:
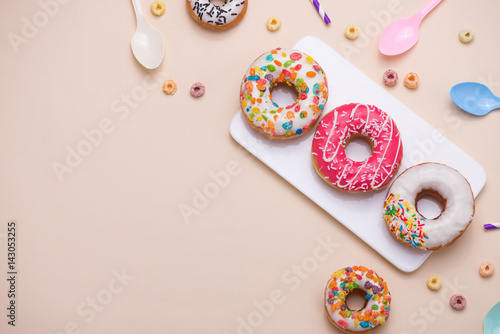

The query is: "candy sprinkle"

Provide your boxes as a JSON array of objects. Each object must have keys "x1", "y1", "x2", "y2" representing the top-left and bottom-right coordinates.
[{"x1": 383, "y1": 193, "x2": 428, "y2": 249}]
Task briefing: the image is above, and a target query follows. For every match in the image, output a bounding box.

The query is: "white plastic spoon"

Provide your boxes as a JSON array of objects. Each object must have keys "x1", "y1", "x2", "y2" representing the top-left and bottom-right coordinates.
[{"x1": 131, "y1": 0, "x2": 164, "y2": 69}]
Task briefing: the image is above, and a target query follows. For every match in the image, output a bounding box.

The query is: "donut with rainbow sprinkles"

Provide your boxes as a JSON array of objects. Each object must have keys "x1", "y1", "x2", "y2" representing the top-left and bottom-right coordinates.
[{"x1": 383, "y1": 163, "x2": 475, "y2": 251}]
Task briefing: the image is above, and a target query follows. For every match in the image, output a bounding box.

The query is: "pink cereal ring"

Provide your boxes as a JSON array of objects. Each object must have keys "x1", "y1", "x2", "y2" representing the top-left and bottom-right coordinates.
[
  {"x1": 450, "y1": 294, "x2": 466, "y2": 310},
  {"x1": 190, "y1": 82, "x2": 205, "y2": 97},
  {"x1": 383, "y1": 69, "x2": 398, "y2": 87}
]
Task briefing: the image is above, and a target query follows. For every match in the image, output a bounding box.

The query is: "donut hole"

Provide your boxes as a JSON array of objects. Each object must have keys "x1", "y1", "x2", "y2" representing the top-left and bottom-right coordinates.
[
  {"x1": 408, "y1": 75, "x2": 416, "y2": 82},
  {"x1": 345, "y1": 289, "x2": 368, "y2": 311},
  {"x1": 344, "y1": 135, "x2": 373, "y2": 162},
  {"x1": 416, "y1": 190, "x2": 446, "y2": 220},
  {"x1": 210, "y1": 0, "x2": 226, "y2": 7},
  {"x1": 270, "y1": 81, "x2": 299, "y2": 108}
]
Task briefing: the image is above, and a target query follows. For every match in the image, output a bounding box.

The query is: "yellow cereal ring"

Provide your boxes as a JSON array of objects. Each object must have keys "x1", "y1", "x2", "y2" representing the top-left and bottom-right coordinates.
[
  {"x1": 162, "y1": 80, "x2": 177, "y2": 95},
  {"x1": 345, "y1": 25, "x2": 360, "y2": 40},
  {"x1": 459, "y1": 28, "x2": 474, "y2": 43},
  {"x1": 403, "y1": 72, "x2": 420, "y2": 89},
  {"x1": 267, "y1": 17, "x2": 281, "y2": 31},
  {"x1": 479, "y1": 261, "x2": 494, "y2": 277},
  {"x1": 426, "y1": 275, "x2": 442, "y2": 290},
  {"x1": 151, "y1": 1, "x2": 165, "y2": 16}
]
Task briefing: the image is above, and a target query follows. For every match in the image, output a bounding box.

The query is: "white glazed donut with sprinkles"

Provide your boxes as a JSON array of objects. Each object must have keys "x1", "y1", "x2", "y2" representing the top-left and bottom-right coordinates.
[
  {"x1": 240, "y1": 48, "x2": 328, "y2": 139},
  {"x1": 383, "y1": 163, "x2": 475, "y2": 251},
  {"x1": 186, "y1": 0, "x2": 247, "y2": 30}
]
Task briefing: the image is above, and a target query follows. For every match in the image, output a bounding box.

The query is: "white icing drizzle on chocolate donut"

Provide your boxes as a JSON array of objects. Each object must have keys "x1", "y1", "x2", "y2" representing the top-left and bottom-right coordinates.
[{"x1": 188, "y1": 0, "x2": 246, "y2": 27}]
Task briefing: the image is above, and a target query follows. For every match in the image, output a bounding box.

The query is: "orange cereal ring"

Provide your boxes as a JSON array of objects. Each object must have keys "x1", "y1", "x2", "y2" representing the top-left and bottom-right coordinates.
[
  {"x1": 479, "y1": 261, "x2": 494, "y2": 277},
  {"x1": 162, "y1": 80, "x2": 177, "y2": 95},
  {"x1": 403, "y1": 72, "x2": 420, "y2": 89}
]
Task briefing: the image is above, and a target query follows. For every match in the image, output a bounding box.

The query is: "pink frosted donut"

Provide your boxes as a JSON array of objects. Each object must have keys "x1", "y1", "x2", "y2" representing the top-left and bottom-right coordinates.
[{"x1": 312, "y1": 103, "x2": 403, "y2": 193}]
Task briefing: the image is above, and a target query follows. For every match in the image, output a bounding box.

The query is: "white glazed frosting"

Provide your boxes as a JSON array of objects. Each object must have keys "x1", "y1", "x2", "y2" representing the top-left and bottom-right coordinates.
[
  {"x1": 188, "y1": 0, "x2": 246, "y2": 27},
  {"x1": 383, "y1": 163, "x2": 475, "y2": 250},
  {"x1": 325, "y1": 266, "x2": 391, "y2": 332},
  {"x1": 240, "y1": 48, "x2": 328, "y2": 138}
]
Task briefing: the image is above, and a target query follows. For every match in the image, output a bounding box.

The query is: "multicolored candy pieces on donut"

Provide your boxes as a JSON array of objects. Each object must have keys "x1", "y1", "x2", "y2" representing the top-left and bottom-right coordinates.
[
  {"x1": 325, "y1": 266, "x2": 391, "y2": 333},
  {"x1": 240, "y1": 48, "x2": 328, "y2": 139}
]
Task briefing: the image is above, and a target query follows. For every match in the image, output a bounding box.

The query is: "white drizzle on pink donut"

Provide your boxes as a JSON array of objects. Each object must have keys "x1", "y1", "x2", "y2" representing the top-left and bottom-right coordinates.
[{"x1": 312, "y1": 103, "x2": 403, "y2": 192}]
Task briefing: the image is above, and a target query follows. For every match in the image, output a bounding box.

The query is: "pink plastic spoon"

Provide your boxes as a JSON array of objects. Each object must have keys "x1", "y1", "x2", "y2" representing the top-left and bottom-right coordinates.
[{"x1": 379, "y1": 0, "x2": 443, "y2": 56}]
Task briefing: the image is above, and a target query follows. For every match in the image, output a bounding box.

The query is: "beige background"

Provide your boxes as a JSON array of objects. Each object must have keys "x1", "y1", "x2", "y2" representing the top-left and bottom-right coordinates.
[{"x1": 1, "y1": 0, "x2": 500, "y2": 333}]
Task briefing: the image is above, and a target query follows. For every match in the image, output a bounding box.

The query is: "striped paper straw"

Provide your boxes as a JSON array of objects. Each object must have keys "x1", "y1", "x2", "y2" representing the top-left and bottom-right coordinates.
[
  {"x1": 310, "y1": 0, "x2": 331, "y2": 25},
  {"x1": 484, "y1": 222, "x2": 500, "y2": 230}
]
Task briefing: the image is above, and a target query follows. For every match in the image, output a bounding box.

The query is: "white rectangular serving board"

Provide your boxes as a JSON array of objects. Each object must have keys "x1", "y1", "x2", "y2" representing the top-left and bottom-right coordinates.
[{"x1": 229, "y1": 36, "x2": 486, "y2": 272}]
